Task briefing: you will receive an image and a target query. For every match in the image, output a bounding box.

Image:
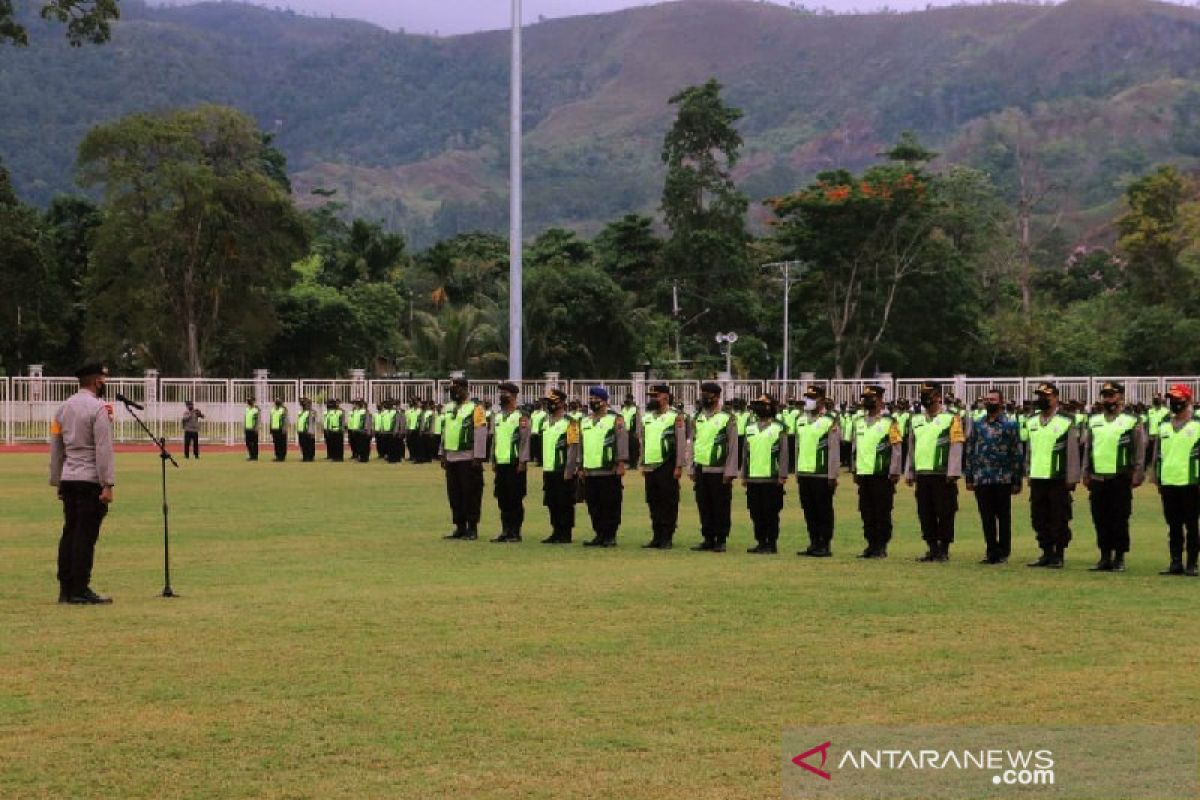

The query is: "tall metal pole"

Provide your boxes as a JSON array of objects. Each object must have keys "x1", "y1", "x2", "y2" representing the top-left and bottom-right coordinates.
[
  {"x1": 508, "y1": 0, "x2": 523, "y2": 381},
  {"x1": 782, "y1": 263, "x2": 791, "y2": 381}
]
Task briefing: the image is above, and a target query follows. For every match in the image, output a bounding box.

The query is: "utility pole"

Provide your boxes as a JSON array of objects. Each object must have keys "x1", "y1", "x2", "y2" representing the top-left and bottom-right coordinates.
[
  {"x1": 763, "y1": 261, "x2": 805, "y2": 381},
  {"x1": 508, "y1": 0, "x2": 523, "y2": 381}
]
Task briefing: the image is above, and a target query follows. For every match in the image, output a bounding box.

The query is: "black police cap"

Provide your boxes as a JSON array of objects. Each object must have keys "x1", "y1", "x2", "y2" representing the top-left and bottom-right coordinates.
[
  {"x1": 75, "y1": 363, "x2": 107, "y2": 380},
  {"x1": 700, "y1": 382, "x2": 722, "y2": 395}
]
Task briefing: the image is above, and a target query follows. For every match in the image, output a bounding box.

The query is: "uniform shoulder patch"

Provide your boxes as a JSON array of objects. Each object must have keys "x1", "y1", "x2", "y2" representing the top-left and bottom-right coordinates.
[
  {"x1": 949, "y1": 415, "x2": 965, "y2": 444},
  {"x1": 50, "y1": 419, "x2": 62, "y2": 436},
  {"x1": 566, "y1": 421, "x2": 580, "y2": 445},
  {"x1": 473, "y1": 405, "x2": 486, "y2": 426}
]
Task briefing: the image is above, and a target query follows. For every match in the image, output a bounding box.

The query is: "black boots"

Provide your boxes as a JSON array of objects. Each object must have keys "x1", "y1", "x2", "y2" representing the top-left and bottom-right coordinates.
[
  {"x1": 1089, "y1": 550, "x2": 1113, "y2": 572},
  {"x1": 491, "y1": 527, "x2": 522, "y2": 543}
]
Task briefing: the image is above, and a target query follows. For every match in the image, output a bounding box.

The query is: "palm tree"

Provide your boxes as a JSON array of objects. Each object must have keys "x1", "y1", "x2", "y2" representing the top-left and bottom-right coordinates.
[{"x1": 410, "y1": 304, "x2": 506, "y2": 375}]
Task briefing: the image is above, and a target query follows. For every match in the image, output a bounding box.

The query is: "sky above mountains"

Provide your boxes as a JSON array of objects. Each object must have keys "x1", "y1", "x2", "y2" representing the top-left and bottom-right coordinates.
[{"x1": 151, "y1": 0, "x2": 957, "y2": 35}]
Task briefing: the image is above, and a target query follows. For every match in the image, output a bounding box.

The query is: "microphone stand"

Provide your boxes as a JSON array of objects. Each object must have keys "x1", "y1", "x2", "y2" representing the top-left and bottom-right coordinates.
[{"x1": 120, "y1": 398, "x2": 180, "y2": 598}]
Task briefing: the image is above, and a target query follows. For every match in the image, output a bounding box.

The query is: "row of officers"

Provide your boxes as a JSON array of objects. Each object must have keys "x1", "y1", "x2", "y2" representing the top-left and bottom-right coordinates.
[{"x1": 192, "y1": 377, "x2": 1200, "y2": 576}]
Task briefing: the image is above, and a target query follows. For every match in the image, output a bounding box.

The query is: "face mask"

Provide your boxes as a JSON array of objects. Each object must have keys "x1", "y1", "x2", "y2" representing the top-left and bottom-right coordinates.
[
  {"x1": 588, "y1": 400, "x2": 603, "y2": 413},
  {"x1": 803, "y1": 399, "x2": 817, "y2": 412},
  {"x1": 985, "y1": 402, "x2": 1002, "y2": 414},
  {"x1": 500, "y1": 394, "x2": 513, "y2": 407},
  {"x1": 1170, "y1": 399, "x2": 1188, "y2": 414},
  {"x1": 701, "y1": 395, "x2": 716, "y2": 408},
  {"x1": 1036, "y1": 397, "x2": 1052, "y2": 411},
  {"x1": 1102, "y1": 400, "x2": 1118, "y2": 413},
  {"x1": 919, "y1": 394, "x2": 933, "y2": 406},
  {"x1": 646, "y1": 399, "x2": 661, "y2": 412},
  {"x1": 862, "y1": 398, "x2": 877, "y2": 412},
  {"x1": 750, "y1": 403, "x2": 770, "y2": 418}
]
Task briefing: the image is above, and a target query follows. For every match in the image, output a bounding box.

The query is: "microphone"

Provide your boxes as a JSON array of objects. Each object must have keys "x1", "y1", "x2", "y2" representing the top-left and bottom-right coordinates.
[{"x1": 115, "y1": 393, "x2": 145, "y2": 410}]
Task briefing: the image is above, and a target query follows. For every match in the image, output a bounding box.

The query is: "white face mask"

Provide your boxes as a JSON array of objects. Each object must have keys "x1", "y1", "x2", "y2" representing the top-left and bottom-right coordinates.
[{"x1": 803, "y1": 399, "x2": 817, "y2": 412}]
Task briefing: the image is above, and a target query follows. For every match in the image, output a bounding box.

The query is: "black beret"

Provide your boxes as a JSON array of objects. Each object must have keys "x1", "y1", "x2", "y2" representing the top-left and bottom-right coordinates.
[
  {"x1": 700, "y1": 382, "x2": 723, "y2": 394},
  {"x1": 861, "y1": 385, "x2": 886, "y2": 399},
  {"x1": 545, "y1": 388, "x2": 567, "y2": 402},
  {"x1": 1099, "y1": 381, "x2": 1124, "y2": 395},
  {"x1": 74, "y1": 363, "x2": 107, "y2": 380},
  {"x1": 1034, "y1": 382, "x2": 1058, "y2": 397},
  {"x1": 450, "y1": 377, "x2": 468, "y2": 388},
  {"x1": 803, "y1": 384, "x2": 825, "y2": 398},
  {"x1": 648, "y1": 383, "x2": 671, "y2": 394},
  {"x1": 498, "y1": 381, "x2": 520, "y2": 394},
  {"x1": 919, "y1": 382, "x2": 942, "y2": 394}
]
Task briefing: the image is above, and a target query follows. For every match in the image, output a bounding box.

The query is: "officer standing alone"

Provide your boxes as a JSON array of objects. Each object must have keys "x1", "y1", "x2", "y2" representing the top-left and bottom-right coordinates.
[{"x1": 181, "y1": 400, "x2": 204, "y2": 459}]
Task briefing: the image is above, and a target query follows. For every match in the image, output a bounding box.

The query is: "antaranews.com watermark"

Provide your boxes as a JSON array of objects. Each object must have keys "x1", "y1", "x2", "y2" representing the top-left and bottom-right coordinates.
[{"x1": 782, "y1": 726, "x2": 1198, "y2": 798}]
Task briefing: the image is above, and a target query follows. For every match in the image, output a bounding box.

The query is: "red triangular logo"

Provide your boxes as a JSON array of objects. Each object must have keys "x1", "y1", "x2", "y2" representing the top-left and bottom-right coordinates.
[{"x1": 792, "y1": 740, "x2": 832, "y2": 780}]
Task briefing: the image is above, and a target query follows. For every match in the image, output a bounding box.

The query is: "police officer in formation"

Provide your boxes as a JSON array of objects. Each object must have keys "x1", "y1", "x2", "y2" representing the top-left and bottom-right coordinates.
[
  {"x1": 742, "y1": 394, "x2": 789, "y2": 554},
  {"x1": 439, "y1": 378, "x2": 489, "y2": 540},
  {"x1": 905, "y1": 382, "x2": 966, "y2": 562},
  {"x1": 269, "y1": 398, "x2": 289, "y2": 462},
  {"x1": 323, "y1": 399, "x2": 346, "y2": 462},
  {"x1": 793, "y1": 385, "x2": 840, "y2": 558},
  {"x1": 1151, "y1": 384, "x2": 1200, "y2": 576},
  {"x1": 690, "y1": 382, "x2": 739, "y2": 552},
  {"x1": 243, "y1": 396, "x2": 260, "y2": 461},
  {"x1": 296, "y1": 397, "x2": 318, "y2": 462},
  {"x1": 539, "y1": 388, "x2": 579, "y2": 543},
  {"x1": 490, "y1": 382, "x2": 531, "y2": 543},
  {"x1": 1080, "y1": 381, "x2": 1145, "y2": 572},
  {"x1": 1024, "y1": 382, "x2": 1080, "y2": 568},
  {"x1": 347, "y1": 398, "x2": 372, "y2": 463},
  {"x1": 851, "y1": 385, "x2": 902, "y2": 559},
  {"x1": 579, "y1": 386, "x2": 629, "y2": 547},
  {"x1": 638, "y1": 383, "x2": 687, "y2": 549}
]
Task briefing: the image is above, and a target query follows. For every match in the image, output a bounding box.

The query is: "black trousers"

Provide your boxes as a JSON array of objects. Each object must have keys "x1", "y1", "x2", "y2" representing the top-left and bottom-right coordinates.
[
  {"x1": 643, "y1": 463, "x2": 680, "y2": 544},
  {"x1": 627, "y1": 436, "x2": 641, "y2": 473},
  {"x1": 393, "y1": 433, "x2": 406, "y2": 462},
  {"x1": 423, "y1": 434, "x2": 439, "y2": 464},
  {"x1": 797, "y1": 476, "x2": 835, "y2": 548},
  {"x1": 444, "y1": 459, "x2": 484, "y2": 530},
  {"x1": 350, "y1": 431, "x2": 371, "y2": 462},
  {"x1": 1088, "y1": 475, "x2": 1132, "y2": 554},
  {"x1": 271, "y1": 429, "x2": 287, "y2": 461},
  {"x1": 1160, "y1": 485, "x2": 1200, "y2": 563},
  {"x1": 57, "y1": 481, "x2": 107, "y2": 594},
  {"x1": 857, "y1": 475, "x2": 895, "y2": 552},
  {"x1": 1029, "y1": 478, "x2": 1073, "y2": 552},
  {"x1": 543, "y1": 470, "x2": 576, "y2": 540},
  {"x1": 915, "y1": 474, "x2": 958, "y2": 547},
  {"x1": 746, "y1": 482, "x2": 784, "y2": 546},
  {"x1": 298, "y1": 433, "x2": 316, "y2": 462},
  {"x1": 494, "y1": 463, "x2": 528, "y2": 532},
  {"x1": 974, "y1": 484, "x2": 1013, "y2": 559},
  {"x1": 531, "y1": 434, "x2": 543, "y2": 466},
  {"x1": 324, "y1": 431, "x2": 344, "y2": 462},
  {"x1": 244, "y1": 429, "x2": 259, "y2": 460},
  {"x1": 585, "y1": 474, "x2": 623, "y2": 542},
  {"x1": 694, "y1": 472, "x2": 732, "y2": 544},
  {"x1": 406, "y1": 432, "x2": 420, "y2": 462},
  {"x1": 183, "y1": 431, "x2": 199, "y2": 459},
  {"x1": 375, "y1": 433, "x2": 386, "y2": 459}
]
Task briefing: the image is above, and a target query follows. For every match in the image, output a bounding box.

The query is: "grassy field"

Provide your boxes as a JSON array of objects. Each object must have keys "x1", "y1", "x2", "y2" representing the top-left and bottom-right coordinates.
[{"x1": 2, "y1": 451, "x2": 1198, "y2": 799}]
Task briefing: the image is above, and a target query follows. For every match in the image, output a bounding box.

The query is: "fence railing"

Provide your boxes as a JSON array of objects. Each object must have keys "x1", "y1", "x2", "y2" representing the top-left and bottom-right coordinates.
[{"x1": 1, "y1": 375, "x2": 1194, "y2": 444}]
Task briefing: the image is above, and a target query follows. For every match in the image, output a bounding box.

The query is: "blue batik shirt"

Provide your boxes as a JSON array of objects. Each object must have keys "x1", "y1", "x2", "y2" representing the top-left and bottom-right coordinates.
[{"x1": 964, "y1": 413, "x2": 1023, "y2": 487}]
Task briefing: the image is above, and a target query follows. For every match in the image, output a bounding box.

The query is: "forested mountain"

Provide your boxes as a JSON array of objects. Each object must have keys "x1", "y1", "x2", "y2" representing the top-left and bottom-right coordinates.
[{"x1": 3, "y1": 0, "x2": 1200, "y2": 246}]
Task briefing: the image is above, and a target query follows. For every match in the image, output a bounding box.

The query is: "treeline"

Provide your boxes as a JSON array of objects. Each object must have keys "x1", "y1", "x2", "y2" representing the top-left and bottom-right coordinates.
[{"x1": 1, "y1": 84, "x2": 1198, "y2": 380}]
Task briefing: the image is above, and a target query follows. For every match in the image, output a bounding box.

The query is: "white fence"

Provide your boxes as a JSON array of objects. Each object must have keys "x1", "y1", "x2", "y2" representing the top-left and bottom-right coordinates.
[{"x1": 1, "y1": 375, "x2": 1196, "y2": 444}]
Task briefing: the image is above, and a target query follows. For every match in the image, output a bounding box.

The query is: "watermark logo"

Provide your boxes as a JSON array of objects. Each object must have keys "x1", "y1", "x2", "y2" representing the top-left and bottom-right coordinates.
[{"x1": 791, "y1": 741, "x2": 832, "y2": 781}]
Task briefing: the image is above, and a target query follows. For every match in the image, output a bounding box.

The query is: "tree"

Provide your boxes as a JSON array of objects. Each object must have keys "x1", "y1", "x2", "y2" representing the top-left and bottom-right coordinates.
[
  {"x1": 408, "y1": 304, "x2": 504, "y2": 376},
  {"x1": 1, "y1": 0, "x2": 120, "y2": 47},
  {"x1": 0, "y1": 159, "x2": 60, "y2": 373},
  {"x1": 593, "y1": 214, "x2": 661, "y2": 295},
  {"x1": 1117, "y1": 165, "x2": 1194, "y2": 307},
  {"x1": 78, "y1": 105, "x2": 309, "y2": 375},
  {"x1": 660, "y1": 78, "x2": 751, "y2": 346},
  {"x1": 523, "y1": 263, "x2": 637, "y2": 377}
]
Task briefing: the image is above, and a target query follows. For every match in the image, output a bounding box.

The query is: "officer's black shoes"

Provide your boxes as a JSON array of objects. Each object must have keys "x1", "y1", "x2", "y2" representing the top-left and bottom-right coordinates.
[
  {"x1": 1045, "y1": 555, "x2": 1064, "y2": 569},
  {"x1": 917, "y1": 549, "x2": 938, "y2": 562},
  {"x1": 583, "y1": 537, "x2": 605, "y2": 547},
  {"x1": 461, "y1": 528, "x2": 479, "y2": 541},
  {"x1": 813, "y1": 547, "x2": 833, "y2": 558},
  {"x1": 1111, "y1": 555, "x2": 1126, "y2": 572},
  {"x1": 935, "y1": 546, "x2": 950, "y2": 562},
  {"x1": 692, "y1": 541, "x2": 715, "y2": 552},
  {"x1": 747, "y1": 545, "x2": 777, "y2": 554},
  {"x1": 712, "y1": 541, "x2": 727, "y2": 552},
  {"x1": 443, "y1": 529, "x2": 465, "y2": 540},
  {"x1": 1027, "y1": 552, "x2": 1054, "y2": 567},
  {"x1": 861, "y1": 549, "x2": 887, "y2": 559},
  {"x1": 491, "y1": 530, "x2": 519, "y2": 543},
  {"x1": 657, "y1": 541, "x2": 673, "y2": 550},
  {"x1": 979, "y1": 557, "x2": 994, "y2": 564},
  {"x1": 858, "y1": 548, "x2": 874, "y2": 559},
  {"x1": 798, "y1": 546, "x2": 817, "y2": 557},
  {"x1": 1160, "y1": 561, "x2": 1185, "y2": 575},
  {"x1": 66, "y1": 588, "x2": 112, "y2": 605},
  {"x1": 642, "y1": 540, "x2": 662, "y2": 549},
  {"x1": 541, "y1": 534, "x2": 570, "y2": 544},
  {"x1": 1186, "y1": 564, "x2": 1199, "y2": 577}
]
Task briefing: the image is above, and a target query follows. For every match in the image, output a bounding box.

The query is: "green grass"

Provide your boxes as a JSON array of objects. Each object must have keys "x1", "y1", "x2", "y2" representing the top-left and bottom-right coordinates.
[{"x1": 2, "y1": 452, "x2": 1198, "y2": 799}]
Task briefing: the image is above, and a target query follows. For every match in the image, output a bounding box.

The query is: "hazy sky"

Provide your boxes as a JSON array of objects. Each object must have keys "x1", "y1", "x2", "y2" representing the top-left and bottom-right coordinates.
[{"x1": 155, "y1": 0, "x2": 946, "y2": 36}]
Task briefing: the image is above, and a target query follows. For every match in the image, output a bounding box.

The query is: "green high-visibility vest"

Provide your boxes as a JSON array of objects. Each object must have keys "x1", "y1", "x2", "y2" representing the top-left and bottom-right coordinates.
[
  {"x1": 854, "y1": 415, "x2": 894, "y2": 476},
  {"x1": 348, "y1": 409, "x2": 366, "y2": 431},
  {"x1": 735, "y1": 411, "x2": 750, "y2": 436},
  {"x1": 795, "y1": 414, "x2": 835, "y2": 475},
  {"x1": 1019, "y1": 414, "x2": 1030, "y2": 443},
  {"x1": 971, "y1": 408, "x2": 987, "y2": 423},
  {"x1": 297, "y1": 410, "x2": 311, "y2": 433},
  {"x1": 372, "y1": 411, "x2": 383, "y2": 432},
  {"x1": 1157, "y1": 419, "x2": 1200, "y2": 486},
  {"x1": 531, "y1": 408, "x2": 547, "y2": 433},
  {"x1": 746, "y1": 420, "x2": 783, "y2": 479},
  {"x1": 1028, "y1": 413, "x2": 1073, "y2": 480},
  {"x1": 493, "y1": 410, "x2": 524, "y2": 465},
  {"x1": 1088, "y1": 413, "x2": 1138, "y2": 475},
  {"x1": 432, "y1": 410, "x2": 445, "y2": 436},
  {"x1": 244, "y1": 407, "x2": 259, "y2": 430},
  {"x1": 270, "y1": 407, "x2": 286, "y2": 431},
  {"x1": 693, "y1": 411, "x2": 730, "y2": 468},
  {"x1": 406, "y1": 408, "x2": 421, "y2": 429},
  {"x1": 381, "y1": 409, "x2": 395, "y2": 432},
  {"x1": 443, "y1": 401, "x2": 477, "y2": 452},
  {"x1": 895, "y1": 412, "x2": 911, "y2": 436},
  {"x1": 581, "y1": 412, "x2": 618, "y2": 470},
  {"x1": 1148, "y1": 407, "x2": 1170, "y2": 438},
  {"x1": 911, "y1": 411, "x2": 956, "y2": 473},
  {"x1": 323, "y1": 410, "x2": 342, "y2": 431},
  {"x1": 621, "y1": 406, "x2": 638, "y2": 428},
  {"x1": 641, "y1": 410, "x2": 678, "y2": 467},
  {"x1": 542, "y1": 416, "x2": 571, "y2": 471}
]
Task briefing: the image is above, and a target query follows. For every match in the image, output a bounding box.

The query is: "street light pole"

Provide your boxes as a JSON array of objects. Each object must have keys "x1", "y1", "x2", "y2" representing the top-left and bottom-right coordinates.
[
  {"x1": 508, "y1": 0, "x2": 523, "y2": 381},
  {"x1": 764, "y1": 261, "x2": 804, "y2": 380}
]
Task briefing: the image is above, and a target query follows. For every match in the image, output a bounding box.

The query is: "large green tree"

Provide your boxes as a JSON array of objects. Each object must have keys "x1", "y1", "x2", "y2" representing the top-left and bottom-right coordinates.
[
  {"x1": 78, "y1": 105, "x2": 309, "y2": 375},
  {"x1": 1, "y1": 0, "x2": 120, "y2": 46},
  {"x1": 1117, "y1": 165, "x2": 1195, "y2": 307}
]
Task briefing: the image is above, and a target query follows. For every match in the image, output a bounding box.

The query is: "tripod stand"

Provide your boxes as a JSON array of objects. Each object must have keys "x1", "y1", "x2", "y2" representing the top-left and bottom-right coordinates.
[{"x1": 120, "y1": 398, "x2": 180, "y2": 598}]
